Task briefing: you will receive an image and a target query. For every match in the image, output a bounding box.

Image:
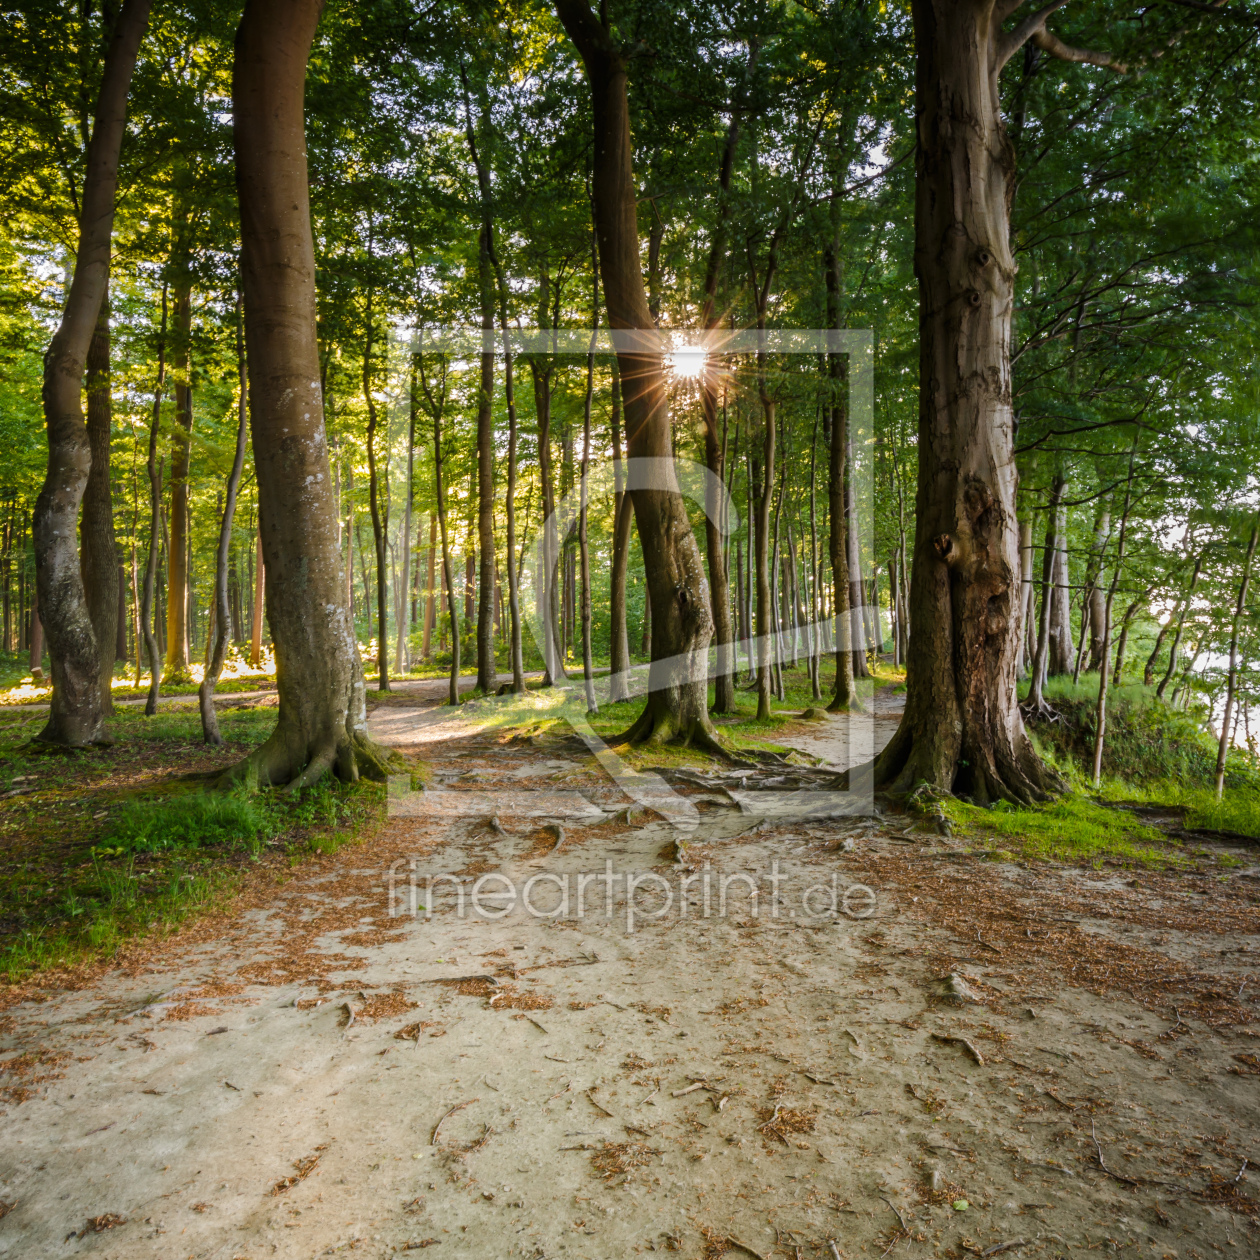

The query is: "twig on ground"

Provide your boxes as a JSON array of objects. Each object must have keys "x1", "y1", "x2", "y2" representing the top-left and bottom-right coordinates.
[
  {"x1": 930, "y1": 1033, "x2": 984, "y2": 1065},
  {"x1": 431, "y1": 1098, "x2": 476, "y2": 1146},
  {"x1": 671, "y1": 1081, "x2": 708, "y2": 1097},
  {"x1": 880, "y1": 1196, "x2": 909, "y2": 1232},
  {"x1": 1091, "y1": 1119, "x2": 1141, "y2": 1187},
  {"x1": 586, "y1": 1089, "x2": 615, "y2": 1117},
  {"x1": 981, "y1": 1242, "x2": 1029, "y2": 1257}
]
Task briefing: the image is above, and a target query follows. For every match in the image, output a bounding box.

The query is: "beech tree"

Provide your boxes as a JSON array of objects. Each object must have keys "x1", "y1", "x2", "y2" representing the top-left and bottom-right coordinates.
[
  {"x1": 875, "y1": 0, "x2": 1126, "y2": 803},
  {"x1": 230, "y1": 0, "x2": 394, "y2": 785},
  {"x1": 553, "y1": 0, "x2": 724, "y2": 751},
  {"x1": 32, "y1": 0, "x2": 151, "y2": 748}
]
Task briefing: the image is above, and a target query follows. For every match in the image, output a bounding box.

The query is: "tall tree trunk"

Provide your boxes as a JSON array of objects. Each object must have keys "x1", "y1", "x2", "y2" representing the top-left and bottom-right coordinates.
[
  {"x1": 555, "y1": 0, "x2": 719, "y2": 751},
  {"x1": 694, "y1": 49, "x2": 753, "y2": 715},
  {"x1": 824, "y1": 247, "x2": 855, "y2": 712},
  {"x1": 474, "y1": 224, "x2": 496, "y2": 694},
  {"x1": 396, "y1": 363, "x2": 416, "y2": 676},
  {"x1": 1090, "y1": 443, "x2": 1136, "y2": 786},
  {"x1": 1047, "y1": 494, "x2": 1074, "y2": 676},
  {"x1": 845, "y1": 434, "x2": 870, "y2": 679},
  {"x1": 82, "y1": 285, "x2": 119, "y2": 714},
  {"x1": 808, "y1": 410, "x2": 822, "y2": 698},
  {"x1": 1017, "y1": 516, "x2": 1033, "y2": 677},
  {"x1": 249, "y1": 527, "x2": 264, "y2": 667},
  {"x1": 140, "y1": 285, "x2": 167, "y2": 714},
  {"x1": 1157, "y1": 552, "x2": 1203, "y2": 699},
  {"x1": 530, "y1": 328, "x2": 565, "y2": 682},
  {"x1": 165, "y1": 278, "x2": 193, "y2": 681},
  {"x1": 199, "y1": 291, "x2": 250, "y2": 745},
  {"x1": 1215, "y1": 517, "x2": 1259, "y2": 799},
  {"x1": 423, "y1": 513, "x2": 437, "y2": 658},
  {"x1": 33, "y1": 0, "x2": 151, "y2": 746},
  {"x1": 363, "y1": 285, "x2": 390, "y2": 692},
  {"x1": 231, "y1": 0, "x2": 395, "y2": 786},
  {"x1": 608, "y1": 360, "x2": 632, "y2": 700},
  {"x1": 1024, "y1": 476, "x2": 1063, "y2": 715},
  {"x1": 579, "y1": 268, "x2": 598, "y2": 714},
  {"x1": 876, "y1": 0, "x2": 1063, "y2": 801},
  {"x1": 1085, "y1": 497, "x2": 1110, "y2": 671},
  {"x1": 751, "y1": 414, "x2": 773, "y2": 721},
  {"x1": 433, "y1": 393, "x2": 460, "y2": 706}
]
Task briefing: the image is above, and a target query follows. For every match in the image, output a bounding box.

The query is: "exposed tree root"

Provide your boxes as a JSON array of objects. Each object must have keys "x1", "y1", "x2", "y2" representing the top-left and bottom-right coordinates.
[
  {"x1": 1019, "y1": 696, "x2": 1064, "y2": 724},
  {"x1": 217, "y1": 724, "x2": 402, "y2": 791},
  {"x1": 607, "y1": 700, "x2": 744, "y2": 763},
  {"x1": 875, "y1": 714, "x2": 1063, "y2": 808}
]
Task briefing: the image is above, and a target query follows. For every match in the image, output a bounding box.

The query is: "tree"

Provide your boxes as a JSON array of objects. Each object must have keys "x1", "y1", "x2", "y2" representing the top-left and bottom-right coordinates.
[
  {"x1": 230, "y1": 0, "x2": 394, "y2": 786},
  {"x1": 553, "y1": 0, "x2": 723, "y2": 751},
  {"x1": 876, "y1": 0, "x2": 1123, "y2": 803},
  {"x1": 33, "y1": 0, "x2": 151, "y2": 748}
]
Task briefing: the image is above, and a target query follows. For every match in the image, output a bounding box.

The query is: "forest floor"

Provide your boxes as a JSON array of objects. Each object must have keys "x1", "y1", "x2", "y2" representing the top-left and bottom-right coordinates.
[{"x1": 0, "y1": 682, "x2": 1258, "y2": 1260}]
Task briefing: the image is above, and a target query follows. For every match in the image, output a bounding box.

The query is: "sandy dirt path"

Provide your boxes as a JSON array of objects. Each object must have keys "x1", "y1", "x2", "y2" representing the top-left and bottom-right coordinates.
[{"x1": 0, "y1": 697, "x2": 1257, "y2": 1259}]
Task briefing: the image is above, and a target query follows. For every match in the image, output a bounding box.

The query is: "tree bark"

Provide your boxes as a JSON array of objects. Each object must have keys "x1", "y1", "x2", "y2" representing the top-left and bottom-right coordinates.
[
  {"x1": 396, "y1": 362, "x2": 417, "y2": 676},
  {"x1": 164, "y1": 277, "x2": 193, "y2": 681},
  {"x1": 875, "y1": 0, "x2": 1062, "y2": 802},
  {"x1": 231, "y1": 0, "x2": 395, "y2": 786},
  {"x1": 475, "y1": 224, "x2": 496, "y2": 695},
  {"x1": 1215, "y1": 517, "x2": 1259, "y2": 799},
  {"x1": 555, "y1": 0, "x2": 719, "y2": 751},
  {"x1": 363, "y1": 283, "x2": 390, "y2": 692},
  {"x1": 608, "y1": 359, "x2": 632, "y2": 700},
  {"x1": 1047, "y1": 494, "x2": 1073, "y2": 676},
  {"x1": 1090, "y1": 443, "x2": 1136, "y2": 786},
  {"x1": 33, "y1": 0, "x2": 150, "y2": 746},
  {"x1": 824, "y1": 248, "x2": 856, "y2": 712},
  {"x1": 140, "y1": 285, "x2": 167, "y2": 715},
  {"x1": 82, "y1": 284, "x2": 119, "y2": 713},
  {"x1": 1157, "y1": 552, "x2": 1203, "y2": 700},
  {"x1": 199, "y1": 291, "x2": 250, "y2": 745}
]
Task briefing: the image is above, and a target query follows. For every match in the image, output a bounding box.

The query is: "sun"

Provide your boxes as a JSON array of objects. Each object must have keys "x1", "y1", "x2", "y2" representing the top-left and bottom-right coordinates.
[{"x1": 666, "y1": 345, "x2": 706, "y2": 379}]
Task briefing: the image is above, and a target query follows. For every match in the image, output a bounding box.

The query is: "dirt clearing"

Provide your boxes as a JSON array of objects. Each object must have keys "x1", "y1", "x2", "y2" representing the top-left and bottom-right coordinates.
[{"x1": 0, "y1": 698, "x2": 1256, "y2": 1259}]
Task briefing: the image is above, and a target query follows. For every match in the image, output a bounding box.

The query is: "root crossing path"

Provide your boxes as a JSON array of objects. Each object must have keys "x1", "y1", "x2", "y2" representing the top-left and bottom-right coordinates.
[{"x1": 0, "y1": 696, "x2": 1257, "y2": 1258}]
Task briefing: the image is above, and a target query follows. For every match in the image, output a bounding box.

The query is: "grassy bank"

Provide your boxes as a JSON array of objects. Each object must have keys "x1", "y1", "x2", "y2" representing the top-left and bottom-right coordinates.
[{"x1": 0, "y1": 704, "x2": 383, "y2": 984}]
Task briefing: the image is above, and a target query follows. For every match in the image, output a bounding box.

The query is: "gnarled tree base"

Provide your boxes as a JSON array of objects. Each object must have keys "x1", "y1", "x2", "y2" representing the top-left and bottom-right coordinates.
[
  {"x1": 610, "y1": 693, "x2": 733, "y2": 761},
  {"x1": 218, "y1": 722, "x2": 402, "y2": 792},
  {"x1": 874, "y1": 715, "x2": 1061, "y2": 807}
]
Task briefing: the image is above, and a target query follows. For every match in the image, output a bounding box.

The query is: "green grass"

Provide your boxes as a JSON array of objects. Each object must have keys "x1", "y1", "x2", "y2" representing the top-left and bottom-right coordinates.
[
  {"x1": 941, "y1": 792, "x2": 1185, "y2": 868},
  {"x1": 0, "y1": 704, "x2": 384, "y2": 983}
]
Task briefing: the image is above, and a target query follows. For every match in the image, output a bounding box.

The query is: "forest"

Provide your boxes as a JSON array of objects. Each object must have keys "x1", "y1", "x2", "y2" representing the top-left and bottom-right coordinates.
[{"x1": 0, "y1": 0, "x2": 1259, "y2": 1255}]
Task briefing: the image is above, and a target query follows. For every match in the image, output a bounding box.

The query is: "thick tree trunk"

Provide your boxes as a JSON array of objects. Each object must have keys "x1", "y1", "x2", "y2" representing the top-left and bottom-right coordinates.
[
  {"x1": 751, "y1": 421, "x2": 773, "y2": 721},
  {"x1": 82, "y1": 285, "x2": 119, "y2": 713},
  {"x1": 199, "y1": 292, "x2": 250, "y2": 745},
  {"x1": 33, "y1": 0, "x2": 150, "y2": 746},
  {"x1": 164, "y1": 279, "x2": 193, "y2": 681},
  {"x1": 875, "y1": 0, "x2": 1059, "y2": 802},
  {"x1": 230, "y1": 0, "x2": 395, "y2": 787},
  {"x1": 555, "y1": 0, "x2": 719, "y2": 750}
]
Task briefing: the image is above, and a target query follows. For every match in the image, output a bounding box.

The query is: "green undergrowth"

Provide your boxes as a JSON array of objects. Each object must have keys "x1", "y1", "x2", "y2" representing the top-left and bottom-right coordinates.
[
  {"x1": 0, "y1": 706, "x2": 385, "y2": 984},
  {"x1": 943, "y1": 676, "x2": 1260, "y2": 865},
  {"x1": 940, "y1": 793, "x2": 1184, "y2": 869}
]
